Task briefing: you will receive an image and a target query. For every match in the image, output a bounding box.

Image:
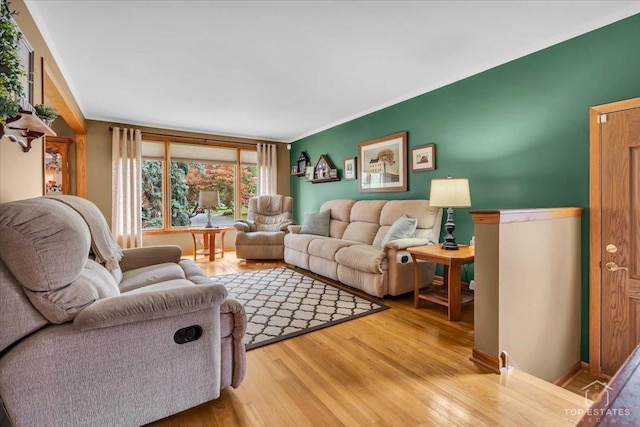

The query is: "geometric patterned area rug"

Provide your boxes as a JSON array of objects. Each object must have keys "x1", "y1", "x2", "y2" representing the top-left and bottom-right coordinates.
[{"x1": 214, "y1": 267, "x2": 389, "y2": 350}]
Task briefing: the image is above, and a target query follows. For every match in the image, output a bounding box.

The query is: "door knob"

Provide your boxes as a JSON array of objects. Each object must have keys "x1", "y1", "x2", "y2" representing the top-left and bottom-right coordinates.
[{"x1": 605, "y1": 261, "x2": 629, "y2": 272}]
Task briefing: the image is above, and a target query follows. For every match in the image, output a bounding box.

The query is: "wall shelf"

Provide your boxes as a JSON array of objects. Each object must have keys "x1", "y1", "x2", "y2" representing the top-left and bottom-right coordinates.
[
  {"x1": 1, "y1": 110, "x2": 56, "y2": 152},
  {"x1": 307, "y1": 154, "x2": 340, "y2": 183},
  {"x1": 291, "y1": 151, "x2": 310, "y2": 176}
]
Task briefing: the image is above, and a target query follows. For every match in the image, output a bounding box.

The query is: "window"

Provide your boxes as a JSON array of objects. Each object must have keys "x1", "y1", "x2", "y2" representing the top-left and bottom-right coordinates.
[
  {"x1": 141, "y1": 141, "x2": 164, "y2": 229},
  {"x1": 141, "y1": 138, "x2": 257, "y2": 231},
  {"x1": 240, "y1": 150, "x2": 257, "y2": 220}
]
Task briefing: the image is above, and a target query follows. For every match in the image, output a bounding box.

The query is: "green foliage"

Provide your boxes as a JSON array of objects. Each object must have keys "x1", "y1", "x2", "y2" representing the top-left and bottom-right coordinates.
[
  {"x1": 33, "y1": 103, "x2": 58, "y2": 120},
  {"x1": 141, "y1": 160, "x2": 163, "y2": 229},
  {"x1": 170, "y1": 161, "x2": 192, "y2": 227},
  {"x1": 0, "y1": 1, "x2": 25, "y2": 126},
  {"x1": 141, "y1": 157, "x2": 258, "y2": 229}
]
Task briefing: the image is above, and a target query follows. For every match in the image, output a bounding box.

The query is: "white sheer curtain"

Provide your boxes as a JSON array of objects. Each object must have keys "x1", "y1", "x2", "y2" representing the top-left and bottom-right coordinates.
[
  {"x1": 257, "y1": 143, "x2": 277, "y2": 196},
  {"x1": 111, "y1": 127, "x2": 142, "y2": 248}
]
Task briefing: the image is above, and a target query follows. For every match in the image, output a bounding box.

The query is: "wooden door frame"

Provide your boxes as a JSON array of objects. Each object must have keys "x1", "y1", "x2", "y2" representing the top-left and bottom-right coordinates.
[
  {"x1": 42, "y1": 58, "x2": 87, "y2": 197},
  {"x1": 589, "y1": 96, "x2": 640, "y2": 376}
]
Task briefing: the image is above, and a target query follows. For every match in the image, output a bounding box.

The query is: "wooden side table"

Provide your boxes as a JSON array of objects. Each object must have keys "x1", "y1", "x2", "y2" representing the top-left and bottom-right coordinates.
[
  {"x1": 407, "y1": 244, "x2": 475, "y2": 321},
  {"x1": 188, "y1": 226, "x2": 232, "y2": 261}
]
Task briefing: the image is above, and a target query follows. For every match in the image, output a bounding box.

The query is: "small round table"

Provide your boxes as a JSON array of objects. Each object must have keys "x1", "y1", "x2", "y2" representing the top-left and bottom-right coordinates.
[{"x1": 188, "y1": 226, "x2": 233, "y2": 262}]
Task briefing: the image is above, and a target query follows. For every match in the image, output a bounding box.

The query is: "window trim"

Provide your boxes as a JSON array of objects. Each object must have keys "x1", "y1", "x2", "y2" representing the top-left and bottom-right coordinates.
[{"x1": 141, "y1": 135, "x2": 258, "y2": 233}]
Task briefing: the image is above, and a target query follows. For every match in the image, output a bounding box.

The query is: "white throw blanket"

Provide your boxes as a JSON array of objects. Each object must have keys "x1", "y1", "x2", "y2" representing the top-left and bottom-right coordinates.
[{"x1": 47, "y1": 196, "x2": 123, "y2": 271}]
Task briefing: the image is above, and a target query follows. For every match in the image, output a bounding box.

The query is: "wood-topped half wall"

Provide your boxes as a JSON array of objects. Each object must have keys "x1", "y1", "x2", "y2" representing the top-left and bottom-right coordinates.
[{"x1": 470, "y1": 207, "x2": 583, "y2": 383}]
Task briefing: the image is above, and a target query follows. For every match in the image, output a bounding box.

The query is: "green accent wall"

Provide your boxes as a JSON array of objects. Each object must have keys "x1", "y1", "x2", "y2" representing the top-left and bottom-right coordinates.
[{"x1": 290, "y1": 14, "x2": 640, "y2": 362}]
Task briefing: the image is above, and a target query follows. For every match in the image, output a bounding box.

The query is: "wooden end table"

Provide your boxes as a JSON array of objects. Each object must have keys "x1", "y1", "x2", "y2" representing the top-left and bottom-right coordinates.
[
  {"x1": 407, "y1": 244, "x2": 475, "y2": 321},
  {"x1": 188, "y1": 226, "x2": 233, "y2": 261}
]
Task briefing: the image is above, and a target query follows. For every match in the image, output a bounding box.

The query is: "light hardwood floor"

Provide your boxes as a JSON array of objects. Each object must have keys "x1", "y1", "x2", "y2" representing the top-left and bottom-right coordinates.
[{"x1": 149, "y1": 253, "x2": 589, "y2": 426}]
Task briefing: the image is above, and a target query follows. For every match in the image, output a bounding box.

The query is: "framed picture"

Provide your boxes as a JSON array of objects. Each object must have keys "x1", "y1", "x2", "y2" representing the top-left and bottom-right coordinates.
[
  {"x1": 343, "y1": 157, "x2": 357, "y2": 180},
  {"x1": 305, "y1": 166, "x2": 315, "y2": 181},
  {"x1": 411, "y1": 143, "x2": 436, "y2": 172},
  {"x1": 358, "y1": 132, "x2": 407, "y2": 193}
]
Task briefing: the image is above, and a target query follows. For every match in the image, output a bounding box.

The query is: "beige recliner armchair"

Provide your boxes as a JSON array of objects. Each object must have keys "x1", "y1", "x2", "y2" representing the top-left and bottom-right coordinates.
[
  {"x1": 233, "y1": 195, "x2": 294, "y2": 260},
  {"x1": 0, "y1": 196, "x2": 246, "y2": 427}
]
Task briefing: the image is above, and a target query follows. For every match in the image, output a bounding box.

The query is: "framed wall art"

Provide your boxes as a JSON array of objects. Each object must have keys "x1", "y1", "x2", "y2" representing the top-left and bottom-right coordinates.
[
  {"x1": 410, "y1": 143, "x2": 436, "y2": 172},
  {"x1": 343, "y1": 157, "x2": 357, "y2": 180},
  {"x1": 358, "y1": 132, "x2": 407, "y2": 193}
]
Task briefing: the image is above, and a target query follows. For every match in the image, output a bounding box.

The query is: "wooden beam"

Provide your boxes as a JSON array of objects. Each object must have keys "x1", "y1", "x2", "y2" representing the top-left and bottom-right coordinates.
[
  {"x1": 75, "y1": 133, "x2": 87, "y2": 198},
  {"x1": 43, "y1": 61, "x2": 85, "y2": 134}
]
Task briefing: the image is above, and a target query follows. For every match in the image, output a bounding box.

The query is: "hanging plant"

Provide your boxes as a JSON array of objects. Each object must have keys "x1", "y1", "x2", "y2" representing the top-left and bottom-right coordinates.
[{"x1": 0, "y1": 1, "x2": 26, "y2": 127}]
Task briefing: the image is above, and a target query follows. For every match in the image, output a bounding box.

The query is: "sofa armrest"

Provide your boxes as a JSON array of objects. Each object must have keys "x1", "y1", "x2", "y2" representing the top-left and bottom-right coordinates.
[
  {"x1": 119, "y1": 245, "x2": 182, "y2": 271},
  {"x1": 279, "y1": 220, "x2": 295, "y2": 232},
  {"x1": 233, "y1": 219, "x2": 256, "y2": 233},
  {"x1": 288, "y1": 224, "x2": 302, "y2": 234},
  {"x1": 220, "y1": 298, "x2": 247, "y2": 387},
  {"x1": 73, "y1": 284, "x2": 228, "y2": 330},
  {"x1": 384, "y1": 237, "x2": 433, "y2": 251}
]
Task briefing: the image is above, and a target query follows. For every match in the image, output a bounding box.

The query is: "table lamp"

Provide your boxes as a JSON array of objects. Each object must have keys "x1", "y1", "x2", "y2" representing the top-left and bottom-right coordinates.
[
  {"x1": 198, "y1": 190, "x2": 219, "y2": 228},
  {"x1": 428, "y1": 176, "x2": 471, "y2": 250}
]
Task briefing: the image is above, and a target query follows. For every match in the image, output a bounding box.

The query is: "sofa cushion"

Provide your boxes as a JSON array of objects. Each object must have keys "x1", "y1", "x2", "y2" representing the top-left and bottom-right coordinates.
[
  {"x1": 119, "y1": 262, "x2": 186, "y2": 292},
  {"x1": 342, "y1": 222, "x2": 380, "y2": 245},
  {"x1": 284, "y1": 233, "x2": 322, "y2": 252},
  {"x1": 300, "y1": 210, "x2": 330, "y2": 236},
  {"x1": 319, "y1": 200, "x2": 355, "y2": 238},
  {"x1": 0, "y1": 198, "x2": 90, "y2": 292},
  {"x1": 308, "y1": 238, "x2": 358, "y2": 260},
  {"x1": 23, "y1": 259, "x2": 120, "y2": 324},
  {"x1": 350, "y1": 200, "x2": 386, "y2": 223},
  {"x1": 335, "y1": 245, "x2": 387, "y2": 274},
  {"x1": 235, "y1": 230, "x2": 285, "y2": 245},
  {"x1": 381, "y1": 214, "x2": 418, "y2": 245}
]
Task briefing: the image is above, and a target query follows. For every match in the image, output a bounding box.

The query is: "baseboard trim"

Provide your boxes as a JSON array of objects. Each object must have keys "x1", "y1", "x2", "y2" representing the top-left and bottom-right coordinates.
[
  {"x1": 470, "y1": 348, "x2": 505, "y2": 374},
  {"x1": 553, "y1": 360, "x2": 583, "y2": 387}
]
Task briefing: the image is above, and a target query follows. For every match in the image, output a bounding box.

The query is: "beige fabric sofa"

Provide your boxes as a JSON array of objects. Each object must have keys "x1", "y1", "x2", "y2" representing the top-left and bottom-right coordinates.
[
  {"x1": 284, "y1": 199, "x2": 442, "y2": 297},
  {"x1": 0, "y1": 196, "x2": 246, "y2": 427},
  {"x1": 234, "y1": 195, "x2": 294, "y2": 260}
]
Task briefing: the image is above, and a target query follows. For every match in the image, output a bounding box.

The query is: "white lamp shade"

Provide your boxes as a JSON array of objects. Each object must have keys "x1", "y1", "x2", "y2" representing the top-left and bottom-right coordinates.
[
  {"x1": 198, "y1": 190, "x2": 219, "y2": 207},
  {"x1": 429, "y1": 178, "x2": 471, "y2": 208}
]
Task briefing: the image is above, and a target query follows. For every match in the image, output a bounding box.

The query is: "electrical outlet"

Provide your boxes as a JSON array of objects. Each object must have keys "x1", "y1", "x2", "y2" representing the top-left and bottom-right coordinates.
[{"x1": 469, "y1": 280, "x2": 475, "y2": 290}]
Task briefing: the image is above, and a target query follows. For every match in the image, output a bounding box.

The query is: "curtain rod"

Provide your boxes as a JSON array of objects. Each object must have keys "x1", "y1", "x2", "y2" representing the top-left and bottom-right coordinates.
[{"x1": 108, "y1": 127, "x2": 278, "y2": 147}]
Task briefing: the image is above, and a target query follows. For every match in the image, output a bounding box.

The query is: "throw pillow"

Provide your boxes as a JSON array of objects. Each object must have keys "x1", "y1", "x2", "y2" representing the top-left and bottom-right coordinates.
[
  {"x1": 382, "y1": 214, "x2": 417, "y2": 245},
  {"x1": 300, "y1": 209, "x2": 330, "y2": 236}
]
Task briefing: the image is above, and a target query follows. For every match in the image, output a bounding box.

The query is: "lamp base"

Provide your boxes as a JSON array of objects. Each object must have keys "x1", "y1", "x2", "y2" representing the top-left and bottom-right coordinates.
[
  {"x1": 204, "y1": 207, "x2": 214, "y2": 228},
  {"x1": 441, "y1": 238, "x2": 459, "y2": 251},
  {"x1": 441, "y1": 207, "x2": 459, "y2": 250}
]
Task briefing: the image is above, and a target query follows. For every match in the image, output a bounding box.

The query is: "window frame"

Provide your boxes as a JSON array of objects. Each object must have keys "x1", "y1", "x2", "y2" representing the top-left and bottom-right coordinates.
[{"x1": 141, "y1": 135, "x2": 257, "y2": 234}]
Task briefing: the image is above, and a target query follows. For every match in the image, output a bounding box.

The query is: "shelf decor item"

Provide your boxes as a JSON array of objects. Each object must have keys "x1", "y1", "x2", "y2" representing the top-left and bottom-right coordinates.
[
  {"x1": 308, "y1": 154, "x2": 339, "y2": 183},
  {"x1": 358, "y1": 132, "x2": 407, "y2": 193},
  {"x1": 33, "y1": 104, "x2": 58, "y2": 126},
  {"x1": 292, "y1": 151, "x2": 310, "y2": 176},
  {"x1": 411, "y1": 143, "x2": 436, "y2": 172}
]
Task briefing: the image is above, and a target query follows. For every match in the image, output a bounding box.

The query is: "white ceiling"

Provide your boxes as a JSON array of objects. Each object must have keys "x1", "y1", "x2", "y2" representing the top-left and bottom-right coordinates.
[{"x1": 25, "y1": 1, "x2": 640, "y2": 143}]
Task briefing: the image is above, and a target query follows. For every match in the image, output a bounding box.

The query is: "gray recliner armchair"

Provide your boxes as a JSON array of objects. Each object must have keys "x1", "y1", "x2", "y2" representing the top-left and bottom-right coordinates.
[
  {"x1": 233, "y1": 195, "x2": 294, "y2": 260},
  {"x1": 0, "y1": 196, "x2": 246, "y2": 427}
]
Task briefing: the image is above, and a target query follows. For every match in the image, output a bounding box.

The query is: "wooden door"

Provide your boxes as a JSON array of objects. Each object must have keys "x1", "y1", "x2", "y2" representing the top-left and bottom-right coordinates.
[{"x1": 599, "y1": 107, "x2": 640, "y2": 376}]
